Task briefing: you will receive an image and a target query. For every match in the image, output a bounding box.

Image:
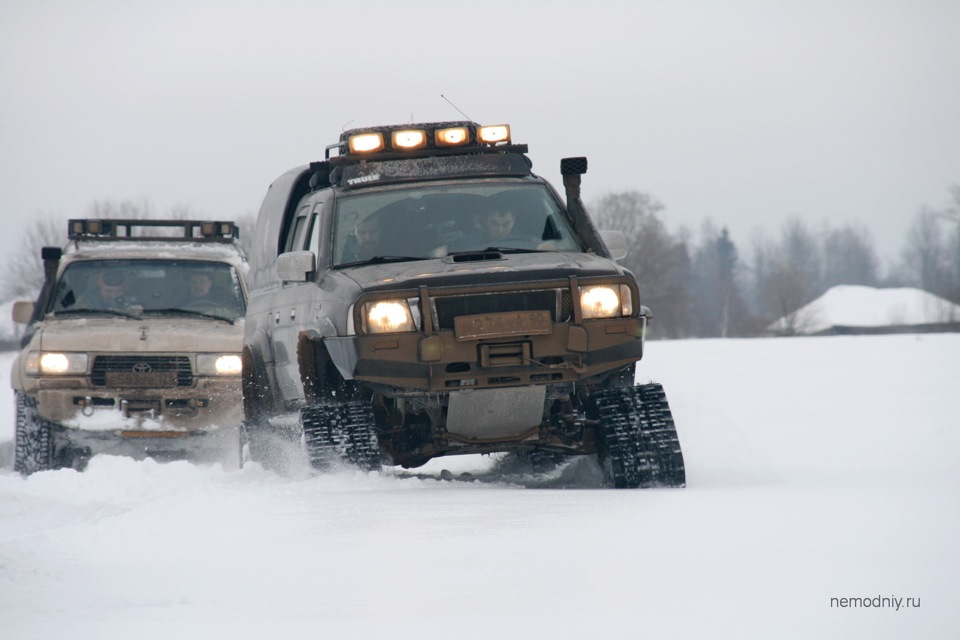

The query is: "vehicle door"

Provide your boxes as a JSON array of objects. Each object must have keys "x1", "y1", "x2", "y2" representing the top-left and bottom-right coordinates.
[{"x1": 270, "y1": 196, "x2": 328, "y2": 403}]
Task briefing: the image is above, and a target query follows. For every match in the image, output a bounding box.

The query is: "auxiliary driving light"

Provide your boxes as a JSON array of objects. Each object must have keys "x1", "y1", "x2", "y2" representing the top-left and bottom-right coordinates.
[
  {"x1": 391, "y1": 129, "x2": 427, "y2": 150},
  {"x1": 435, "y1": 126, "x2": 470, "y2": 147},
  {"x1": 478, "y1": 125, "x2": 511, "y2": 144},
  {"x1": 348, "y1": 132, "x2": 385, "y2": 154}
]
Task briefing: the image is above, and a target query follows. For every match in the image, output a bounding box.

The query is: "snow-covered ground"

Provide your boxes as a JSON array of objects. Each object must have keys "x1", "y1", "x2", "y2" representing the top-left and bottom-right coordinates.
[{"x1": 1, "y1": 334, "x2": 958, "y2": 639}]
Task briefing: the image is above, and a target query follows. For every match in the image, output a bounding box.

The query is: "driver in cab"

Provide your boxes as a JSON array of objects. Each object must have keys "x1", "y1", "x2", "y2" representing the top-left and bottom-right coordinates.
[
  {"x1": 457, "y1": 192, "x2": 558, "y2": 252},
  {"x1": 180, "y1": 271, "x2": 238, "y2": 316}
]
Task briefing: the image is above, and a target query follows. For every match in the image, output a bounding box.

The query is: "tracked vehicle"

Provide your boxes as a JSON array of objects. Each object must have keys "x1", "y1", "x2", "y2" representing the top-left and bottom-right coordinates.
[{"x1": 243, "y1": 122, "x2": 684, "y2": 488}]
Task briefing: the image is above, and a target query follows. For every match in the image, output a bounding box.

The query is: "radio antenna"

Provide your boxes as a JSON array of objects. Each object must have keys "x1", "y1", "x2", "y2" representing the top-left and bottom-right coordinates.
[{"x1": 441, "y1": 94, "x2": 474, "y2": 123}]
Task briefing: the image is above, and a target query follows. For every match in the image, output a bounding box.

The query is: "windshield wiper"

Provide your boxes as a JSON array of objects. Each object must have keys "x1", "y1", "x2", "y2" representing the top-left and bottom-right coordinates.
[
  {"x1": 337, "y1": 255, "x2": 430, "y2": 268},
  {"x1": 146, "y1": 308, "x2": 237, "y2": 323},
  {"x1": 55, "y1": 308, "x2": 143, "y2": 319},
  {"x1": 449, "y1": 247, "x2": 545, "y2": 256}
]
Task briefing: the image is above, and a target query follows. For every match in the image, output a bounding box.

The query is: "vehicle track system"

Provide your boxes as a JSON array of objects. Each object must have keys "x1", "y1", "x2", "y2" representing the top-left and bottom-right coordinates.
[
  {"x1": 301, "y1": 400, "x2": 382, "y2": 472},
  {"x1": 594, "y1": 383, "x2": 685, "y2": 488}
]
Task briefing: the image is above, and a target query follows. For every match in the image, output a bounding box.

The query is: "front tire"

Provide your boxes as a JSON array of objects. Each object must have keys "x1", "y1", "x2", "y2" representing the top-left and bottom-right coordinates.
[
  {"x1": 14, "y1": 392, "x2": 54, "y2": 475},
  {"x1": 241, "y1": 355, "x2": 294, "y2": 470}
]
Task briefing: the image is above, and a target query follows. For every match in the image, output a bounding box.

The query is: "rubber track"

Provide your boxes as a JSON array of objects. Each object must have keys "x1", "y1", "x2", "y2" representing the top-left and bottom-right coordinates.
[
  {"x1": 14, "y1": 393, "x2": 54, "y2": 475},
  {"x1": 595, "y1": 383, "x2": 685, "y2": 488},
  {"x1": 301, "y1": 400, "x2": 381, "y2": 471}
]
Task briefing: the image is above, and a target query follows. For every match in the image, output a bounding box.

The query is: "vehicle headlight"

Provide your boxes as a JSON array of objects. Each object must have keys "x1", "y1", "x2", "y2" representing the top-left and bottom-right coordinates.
[
  {"x1": 25, "y1": 352, "x2": 88, "y2": 375},
  {"x1": 580, "y1": 285, "x2": 633, "y2": 319},
  {"x1": 364, "y1": 300, "x2": 415, "y2": 334},
  {"x1": 197, "y1": 354, "x2": 242, "y2": 376}
]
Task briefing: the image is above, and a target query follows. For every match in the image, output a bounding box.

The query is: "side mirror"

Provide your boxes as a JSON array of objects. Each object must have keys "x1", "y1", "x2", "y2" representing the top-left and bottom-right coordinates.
[
  {"x1": 599, "y1": 230, "x2": 628, "y2": 261},
  {"x1": 276, "y1": 251, "x2": 316, "y2": 283},
  {"x1": 12, "y1": 300, "x2": 35, "y2": 325}
]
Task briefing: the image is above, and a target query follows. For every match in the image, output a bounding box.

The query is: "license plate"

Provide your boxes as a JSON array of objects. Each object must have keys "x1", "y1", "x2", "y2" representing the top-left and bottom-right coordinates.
[
  {"x1": 105, "y1": 371, "x2": 177, "y2": 388},
  {"x1": 120, "y1": 431, "x2": 191, "y2": 439},
  {"x1": 454, "y1": 310, "x2": 552, "y2": 341}
]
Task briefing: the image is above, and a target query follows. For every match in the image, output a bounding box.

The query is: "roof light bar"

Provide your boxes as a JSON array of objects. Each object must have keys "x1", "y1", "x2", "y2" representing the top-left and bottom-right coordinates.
[
  {"x1": 67, "y1": 219, "x2": 239, "y2": 242},
  {"x1": 334, "y1": 122, "x2": 519, "y2": 160}
]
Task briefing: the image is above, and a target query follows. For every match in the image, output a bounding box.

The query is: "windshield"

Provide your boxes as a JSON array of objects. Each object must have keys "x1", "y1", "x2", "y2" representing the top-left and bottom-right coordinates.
[
  {"x1": 333, "y1": 183, "x2": 582, "y2": 266},
  {"x1": 49, "y1": 259, "x2": 246, "y2": 321}
]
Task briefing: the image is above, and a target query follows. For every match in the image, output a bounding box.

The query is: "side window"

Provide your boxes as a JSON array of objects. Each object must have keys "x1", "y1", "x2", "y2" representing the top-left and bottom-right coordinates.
[
  {"x1": 306, "y1": 198, "x2": 328, "y2": 259},
  {"x1": 283, "y1": 204, "x2": 312, "y2": 252},
  {"x1": 307, "y1": 211, "x2": 321, "y2": 256}
]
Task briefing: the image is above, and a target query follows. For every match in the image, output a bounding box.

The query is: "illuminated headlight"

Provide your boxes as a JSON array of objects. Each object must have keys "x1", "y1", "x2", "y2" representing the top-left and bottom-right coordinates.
[
  {"x1": 348, "y1": 132, "x2": 385, "y2": 154},
  {"x1": 25, "y1": 352, "x2": 88, "y2": 375},
  {"x1": 391, "y1": 129, "x2": 427, "y2": 150},
  {"x1": 580, "y1": 285, "x2": 633, "y2": 319},
  {"x1": 435, "y1": 126, "x2": 469, "y2": 146},
  {"x1": 364, "y1": 300, "x2": 415, "y2": 334},
  {"x1": 197, "y1": 354, "x2": 242, "y2": 376},
  {"x1": 478, "y1": 124, "x2": 511, "y2": 144}
]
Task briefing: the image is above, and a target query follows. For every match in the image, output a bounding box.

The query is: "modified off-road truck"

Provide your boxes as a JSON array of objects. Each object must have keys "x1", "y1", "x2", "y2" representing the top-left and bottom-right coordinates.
[
  {"x1": 11, "y1": 219, "x2": 248, "y2": 474},
  {"x1": 243, "y1": 122, "x2": 684, "y2": 488}
]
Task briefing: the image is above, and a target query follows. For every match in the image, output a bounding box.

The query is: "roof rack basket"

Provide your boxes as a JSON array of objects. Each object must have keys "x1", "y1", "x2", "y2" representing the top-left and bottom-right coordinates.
[{"x1": 67, "y1": 219, "x2": 239, "y2": 242}]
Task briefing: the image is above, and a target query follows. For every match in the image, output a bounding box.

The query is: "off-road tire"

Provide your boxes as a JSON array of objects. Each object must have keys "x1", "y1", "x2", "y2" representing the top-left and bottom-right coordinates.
[
  {"x1": 14, "y1": 393, "x2": 55, "y2": 475},
  {"x1": 594, "y1": 383, "x2": 685, "y2": 489},
  {"x1": 301, "y1": 400, "x2": 381, "y2": 472},
  {"x1": 241, "y1": 358, "x2": 292, "y2": 470}
]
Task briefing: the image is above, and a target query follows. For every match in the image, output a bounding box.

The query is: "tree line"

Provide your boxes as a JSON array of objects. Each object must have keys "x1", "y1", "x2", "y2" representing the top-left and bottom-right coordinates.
[
  {"x1": 3, "y1": 189, "x2": 959, "y2": 339},
  {"x1": 588, "y1": 186, "x2": 960, "y2": 337}
]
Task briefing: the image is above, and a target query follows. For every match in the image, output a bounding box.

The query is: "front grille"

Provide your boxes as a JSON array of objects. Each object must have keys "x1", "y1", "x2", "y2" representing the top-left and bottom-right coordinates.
[
  {"x1": 91, "y1": 356, "x2": 193, "y2": 388},
  {"x1": 560, "y1": 290, "x2": 573, "y2": 322},
  {"x1": 434, "y1": 290, "x2": 561, "y2": 330}
]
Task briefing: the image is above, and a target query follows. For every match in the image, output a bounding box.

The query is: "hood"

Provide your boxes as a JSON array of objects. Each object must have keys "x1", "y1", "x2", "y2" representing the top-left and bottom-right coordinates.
[
  {"x1": 36, "y1": 316, "x2": 243, "y2": 353},
  {"x1": 341, "y1": 251, "x2": 624, "y2": 292}
]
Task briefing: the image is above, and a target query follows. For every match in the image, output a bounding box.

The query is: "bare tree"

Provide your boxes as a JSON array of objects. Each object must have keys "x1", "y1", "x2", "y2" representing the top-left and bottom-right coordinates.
[
  {"x1": 0, "y1": 199, "x2": 204, "y2": 303},
  {"x1": 750, "y1": 218, "x2": 824, "y2": 335},
  {"x1": 822, "y1": 223, "x2": 879, "y2": 288},
  {"x1": 88, "y1": 198, "x2": 156, "y2": 219},
  {"x1": 588, "y1": 191, "x2": 690, "y2": 338},
  {"x1": 233, "y1": 212, "x2": 257, "y2": 257},
  {"x1": 944, "y1": 185, "x2": 960, "y2": 303},
  {"x1": 0, "y1": 214, "x2": 68, "y2": 301},
  {"x1": 902, "y1": 208, "x2": 951, "y2": 298}
]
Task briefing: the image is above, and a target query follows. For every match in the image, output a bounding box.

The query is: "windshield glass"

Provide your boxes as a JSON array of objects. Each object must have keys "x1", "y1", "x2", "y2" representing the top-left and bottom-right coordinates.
[
  {"x1": 333, "y1": 183, "x2": 582, "y2": 266},
  {"x1": 49, "y1": 259, "x2": 246, "y2": 320}
]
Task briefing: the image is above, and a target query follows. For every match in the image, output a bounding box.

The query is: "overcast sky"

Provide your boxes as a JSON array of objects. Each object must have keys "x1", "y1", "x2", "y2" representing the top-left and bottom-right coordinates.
[{"x1": 2, "y1": 0, "x2": 958, "y2": 265}]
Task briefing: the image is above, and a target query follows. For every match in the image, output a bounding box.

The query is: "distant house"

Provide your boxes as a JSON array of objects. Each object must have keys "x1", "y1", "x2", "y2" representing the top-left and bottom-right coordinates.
[{"x1": 767, "y1": 285, "x2": 960, "y2": 336}]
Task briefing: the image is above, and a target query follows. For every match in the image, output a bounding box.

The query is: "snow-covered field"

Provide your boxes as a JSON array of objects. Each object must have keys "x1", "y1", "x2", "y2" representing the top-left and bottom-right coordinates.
[{"x1": 1, "y1": 334, "x2": 958, "y2": 639}]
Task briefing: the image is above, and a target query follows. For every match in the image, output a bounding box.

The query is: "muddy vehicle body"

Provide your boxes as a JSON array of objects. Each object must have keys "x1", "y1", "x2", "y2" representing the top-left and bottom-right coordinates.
[
  {"x1": 11, "y1": 219, "x2": 248, "y2": 473},
  {"x1": 243, "y1": 122, "x2": 684, "y2": 487}
]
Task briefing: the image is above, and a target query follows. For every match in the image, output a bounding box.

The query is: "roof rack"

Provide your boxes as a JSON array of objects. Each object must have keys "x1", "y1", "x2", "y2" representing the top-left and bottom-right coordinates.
[{"x1": 67, "y1": 219, "x2": 240, "y2": 242}]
